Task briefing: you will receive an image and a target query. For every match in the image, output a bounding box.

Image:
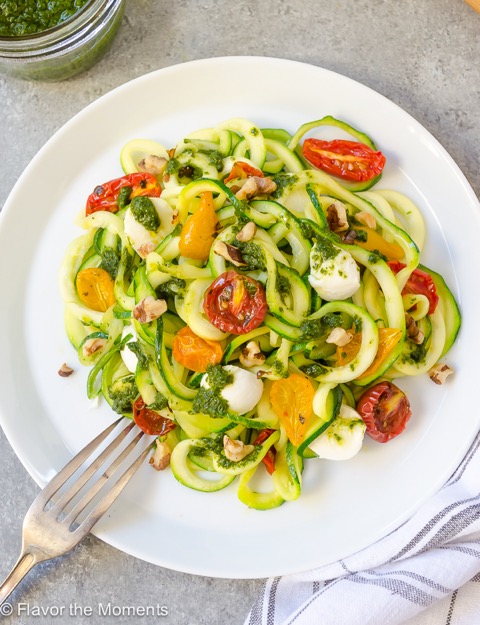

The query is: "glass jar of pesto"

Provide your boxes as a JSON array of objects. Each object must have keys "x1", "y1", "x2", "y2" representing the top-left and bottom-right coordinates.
[{"x1": 0, "y1": 0, "x2": 125, "y2": 81}]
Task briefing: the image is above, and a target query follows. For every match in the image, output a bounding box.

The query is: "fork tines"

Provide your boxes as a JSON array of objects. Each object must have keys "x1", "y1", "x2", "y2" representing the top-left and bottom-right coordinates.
[{"x1": 27, "y1": 417, "x2": 154, "y2": 537}]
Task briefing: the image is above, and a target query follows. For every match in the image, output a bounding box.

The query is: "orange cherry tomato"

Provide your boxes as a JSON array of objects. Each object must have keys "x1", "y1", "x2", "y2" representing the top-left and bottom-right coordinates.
[
  {"x1": 133, "y1": 397, "x2": 176, "y2": 436},
  {"x1": 270, "y1": 374, "x2": 315, "y2": 447},
  {"x1": 76, "y1": 267, "x2": 116, "y2": 312},
  {"x1": 224, "y1": 161, "x2": 264, "y2": 183},
  {"x1": 172, "y1": 326, "x2": 223, "y2": 372},
  {"x1": 352, "y1": 226, "x2": 404, "y2": 261},
  {"x1": 178, "y1": 191, "x2": 218, "y2": 260},
  {"x1": 336, "y1": 328, "x2": 402, "y2": 380}
]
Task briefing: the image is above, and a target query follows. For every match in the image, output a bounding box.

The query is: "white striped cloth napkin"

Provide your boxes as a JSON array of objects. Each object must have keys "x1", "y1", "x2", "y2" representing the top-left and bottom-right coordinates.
[{"x1": 245, "y1": 430, "x2": 480, "y2": 625}]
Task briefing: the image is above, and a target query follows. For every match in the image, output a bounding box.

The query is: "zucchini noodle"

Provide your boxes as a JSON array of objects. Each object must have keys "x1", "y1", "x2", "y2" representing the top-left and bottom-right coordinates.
[{"x1": 60, "y1": 116, "x2": 461, "y2": 510}]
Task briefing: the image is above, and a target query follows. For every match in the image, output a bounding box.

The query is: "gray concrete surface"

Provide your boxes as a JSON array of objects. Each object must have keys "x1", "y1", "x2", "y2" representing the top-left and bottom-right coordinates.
[{"x1": 0, "y1": 0, "x2": 479, "y2": 623}]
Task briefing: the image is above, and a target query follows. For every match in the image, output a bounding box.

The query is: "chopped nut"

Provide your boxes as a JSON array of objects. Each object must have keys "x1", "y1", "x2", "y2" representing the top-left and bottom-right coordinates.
[
  {"x1": 82, "y1": 338, "x2": 107, "y2": 358},
  {"x1": 213, "y1": 240, "x2": 246, "y2": 267},
  {"x1": 149, "y1": 441, "x2": 171, "y2": 471},
  {"x1": 405, "y1": 313, "x2": 424, "y2": 344},
  {"x1": 236, "y1": 221, "x2": 257, "y2": 242},
  {"x1": 133, "y1": 296, "x2": 167, "y2": 324},
  {"x1": 58, "y1": 363, "x2": 74, "y2": 377},
  {"x1": 326, "y1": 202, "x2": 349, "y2": 233},
  {"x1": 137, "y1": 242, "x2": 156, "y2": 259},
  {"x1": 223, "y1": 435, "x2": 255, "y2": 462},
  {"x1": 355, "y1": 211, "x2": 376, "y2": 229},
  {"x1": 429, "y1": 363, "x2": 454, "y2": 385},
  {"x1": 235, "y1": 176, "x2": 277, "y2": 200},
  {"x1": 137, "y1": 155, "x2": 168, "y2": 176},
  {"x1": 239, "y1": 341, "x2": 266, "y2": 367},
  {"x1": 343, "y1": 229, "x2": 358, "y2": 244},
  {"x1": 326, "y1": 327, "x2": 353, "y2": 347}
]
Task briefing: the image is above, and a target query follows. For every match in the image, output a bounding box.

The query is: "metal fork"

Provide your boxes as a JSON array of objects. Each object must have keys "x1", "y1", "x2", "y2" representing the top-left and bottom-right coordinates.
[{"x1": 0, "y1": 417, "x2": 154, "y2": 607}]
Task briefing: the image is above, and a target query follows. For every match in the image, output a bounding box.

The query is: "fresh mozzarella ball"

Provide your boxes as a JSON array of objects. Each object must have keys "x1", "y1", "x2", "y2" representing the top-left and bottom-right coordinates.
[
  {"x1": 120, "y1": 324, "x2": 138, "y2": 373},
  {"x1": 124, "y1": 197, "x2": 172, "y2": 258},
  {"x1": 308, "y1": 243, "x2": 360, "y2": 301},
  {"x1": 309, "y1": 404, "x2": 366, "y2": 460},
  {"x1": 201, "y1": 365, "x2": 263, "y2": 415}
]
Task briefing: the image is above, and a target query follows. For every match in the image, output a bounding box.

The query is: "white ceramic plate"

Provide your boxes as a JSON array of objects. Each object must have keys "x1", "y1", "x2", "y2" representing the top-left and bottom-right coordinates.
[{"x1": 0, "y1": 57, "x2": 479, "y2": 579}]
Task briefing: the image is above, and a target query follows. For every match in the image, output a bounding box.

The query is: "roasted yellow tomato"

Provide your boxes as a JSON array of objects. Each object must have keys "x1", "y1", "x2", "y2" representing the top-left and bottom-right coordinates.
[
  {"x1": 270, "y1": 374, "x2": 315, "y2": 446},
  {"x1": 76, "y1": 267, "x2": 116, "y2": 312},
  {"x1": 178, "y1": 191, "x2": 218, "y2": 260}
]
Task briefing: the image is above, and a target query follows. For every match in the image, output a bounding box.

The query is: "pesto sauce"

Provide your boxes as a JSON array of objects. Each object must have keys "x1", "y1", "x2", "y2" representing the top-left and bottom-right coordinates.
[
  {"x1": 99, "y1": 247, "x2": 120, "y2": 279},
  {"x1": 311, "y1": 238, "x2": 339, "y2": 263},
  {"x1": 198, "y1": 149, "x2": 224, "y2": 172},
  {"x1": 0, "y1": 0, "x2": 89, "y2": 36},
  {"x1": 215, "y1": 444, "x2": 262, "y2": 470},
  {"x1": 130, "y1": 196, "x2": 160, "y2": 232},
  {"x1": 299, "y1": 312, "x2": 343, "y2": 341},
  {"x1": 192, "y1": 365, "x2": 233, "y2": 418},
  {"x1": 271, "y1": 173, "x2": 299, "y2": 199},
  {"x1": 126, "y1": 341, "x2": 148, "y2": 370},
  {"x1": 299, "y1": 363, "x2": 326, "y2": 377},
  {"x1": 148, "y1": 392, "x2": 169, "y2": 411},
  {"x1": 236, "y1": 241, "x2": 266, "y2": 270},
  {"x1": 108, "y1": 375, "x2": 138, "y2": 415},
  {"x1": 156, "y1": 276, "x2": 186, "y2": 298}
]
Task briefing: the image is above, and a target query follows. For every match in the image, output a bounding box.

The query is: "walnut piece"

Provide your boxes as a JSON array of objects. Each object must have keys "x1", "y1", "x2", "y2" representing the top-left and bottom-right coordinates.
[
  {"x1": 327, "y1": 202, "x2": 349, "y2": 233},
  {"x1": 223, "y1": 435, "x2": 255, "y2": 462},
  {"x1": 236, "y1": 221, "x2": 257, "y2": 242},
  {"x1": 239, "y1": 341, "x2": 266, "y2": 367},
  {"x1": 429, "y1": 363, "x2": 454, "y2": 385},
  {"x1": 405, "y1": 313, "x2": 424, "y2": 344},
  {"x1": 235, "y1": 176, "x2": 277, "y2": 201},
  {"x1": 82, "y1": 338, "x2": 107, "y2": 358},
  {"x1": 213, "y1": 240, "x2": 246, "y2": 267},
  {"x1": 149, "y1": 442, "x2": 171, "y2": 471},
  {"x1": 58, "y1": 363, "x2": 74, "y2": 377},
  {"x1": 137, "y1": 242, "x2": 156, "y2": 259},
  {"x1": 133, "y1": 296, "x2": 167, "y2": 324},
  {"x1": 355, "y1": 211, "x2": 377, "y2": 229},
  {"x1": 326, "y1": 327, "x2": 353, "y2": 347},
  {"x1": 137, "y1": 155, "x2": 168, "y2": 176}
]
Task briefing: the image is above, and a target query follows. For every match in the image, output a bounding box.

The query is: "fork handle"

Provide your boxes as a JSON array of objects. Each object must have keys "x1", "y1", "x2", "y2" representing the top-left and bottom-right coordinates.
[{"x1": 0, "y1": 551, "x2": 39, "y2": 607}]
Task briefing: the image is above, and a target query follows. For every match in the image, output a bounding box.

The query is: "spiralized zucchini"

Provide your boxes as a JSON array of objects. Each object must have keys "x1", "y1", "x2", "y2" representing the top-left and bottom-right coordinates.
[{"x1": 60, "y1": 116, "x2": 461, "y2": 510}]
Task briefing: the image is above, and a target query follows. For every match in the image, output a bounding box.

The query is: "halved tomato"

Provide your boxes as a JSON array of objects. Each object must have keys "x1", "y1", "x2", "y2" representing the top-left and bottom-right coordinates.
[
  {"x1": 203, "y1": 270, "x2": 267, "y2": 335},
  {"x1": 302, "y1": 139, "x2": 386, "y2": 182},
  {"x1": 133, "y1": 397, "x2": 176, "y2": 436},
  {"x1": 356, "y1": 381, "x2": 411, "y2": 443}
]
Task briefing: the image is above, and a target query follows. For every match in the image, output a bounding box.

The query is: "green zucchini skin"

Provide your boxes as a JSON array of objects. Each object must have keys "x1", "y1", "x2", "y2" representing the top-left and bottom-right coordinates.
[
  {"x1": 297, "y1": 385, "x2": 342, "y2": 457},
  {"x1": 419, "y1": 265, "x2": 461, "y2": 357}
]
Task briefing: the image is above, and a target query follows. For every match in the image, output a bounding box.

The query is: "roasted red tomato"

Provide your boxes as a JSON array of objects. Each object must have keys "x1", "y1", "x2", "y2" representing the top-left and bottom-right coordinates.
[
  {"x1": 253, "y1": 428, "x2": 277, "y2": 475},
  {"x1": 133, "y1": 397, "x2": 176, "y2": 436},
  {"x1": 388, "y1": 261, "x2": 439, "y2": 315},
  {"x1": 356, "y1": 381, "x2": 412, "y2": 443},
  {"x1": 203, "y1": 270, "x2": 268, "y2": 335},
  {"x1": 302, "y1": 139, "x2": 386, "y2": 182},
  {"x1": 85, "y1": 172, "x2": 161, "y2": 215},
  {"x1": 224, "y1": 161, "x2": 264, "y2": 183}
]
